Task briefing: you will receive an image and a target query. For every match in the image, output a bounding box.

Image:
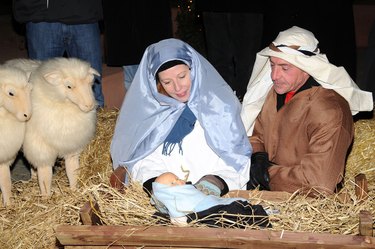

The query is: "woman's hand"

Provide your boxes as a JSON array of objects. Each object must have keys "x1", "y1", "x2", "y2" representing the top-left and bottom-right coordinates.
[{"x1": 109, "y1": 166, "x2": 128, "y2": 192}]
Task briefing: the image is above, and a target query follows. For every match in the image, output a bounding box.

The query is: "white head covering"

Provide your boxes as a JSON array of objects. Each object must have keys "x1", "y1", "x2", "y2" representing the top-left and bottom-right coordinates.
[
  {"x1": 241, "y1": 26, "x2": 374, "y2": 135},
  {"x1": 111, "y1": 38, "x2": 251, "y2": 174}
]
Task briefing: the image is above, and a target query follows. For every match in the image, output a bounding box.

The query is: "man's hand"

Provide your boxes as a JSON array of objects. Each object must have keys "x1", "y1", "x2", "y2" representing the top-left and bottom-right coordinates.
[{"x1": 247, "y1": 152, "x2": 271, "y2": 191}]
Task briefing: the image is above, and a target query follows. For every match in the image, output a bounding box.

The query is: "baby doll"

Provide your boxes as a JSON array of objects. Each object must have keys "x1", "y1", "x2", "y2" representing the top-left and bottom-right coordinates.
[
  {"x1": 151, "y1": 172, "x2": 270, "y2": 228},
  {"x1": 155, "y1": 172, "x2": 186, "y2": 186}
]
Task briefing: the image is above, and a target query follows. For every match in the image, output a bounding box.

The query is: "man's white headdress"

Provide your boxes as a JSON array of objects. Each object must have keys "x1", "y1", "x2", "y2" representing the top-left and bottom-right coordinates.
[{"x1": 241, "y1": 26, "x2": 374, "y2": 135}]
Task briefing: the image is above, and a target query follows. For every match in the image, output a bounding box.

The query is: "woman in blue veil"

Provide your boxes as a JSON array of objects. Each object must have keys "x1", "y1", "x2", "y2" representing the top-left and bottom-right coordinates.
[{"x1": 110, "y1": 38, "x2": 251, "y2": 196}]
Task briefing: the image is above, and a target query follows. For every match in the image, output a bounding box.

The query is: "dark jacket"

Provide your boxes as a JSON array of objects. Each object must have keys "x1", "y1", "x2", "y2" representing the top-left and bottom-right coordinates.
[
  {"x1": 13, "y1": 0, "x2": 103, "y2": 24},
  {"x1": 261, "y1": 0, "x2": 356, "y2": 79},
  {"x1": 195, "y1": 0, "x2": 263, "y2": 13},
  {"x1": 102, "y1": 0, "x2": 173, "y2": 66}
]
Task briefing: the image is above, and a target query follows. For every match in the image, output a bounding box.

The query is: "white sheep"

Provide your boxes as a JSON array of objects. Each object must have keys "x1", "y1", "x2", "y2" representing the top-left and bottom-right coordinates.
[
  {"x1": 4, "y1": 58, "x2": 41, "y2": 78},
  {"x1": 0, "y1": 65, "x2": 32, "y2": 206},
  {"x1": 20, "y1": 57, "x2": 99, "y2": 196}
]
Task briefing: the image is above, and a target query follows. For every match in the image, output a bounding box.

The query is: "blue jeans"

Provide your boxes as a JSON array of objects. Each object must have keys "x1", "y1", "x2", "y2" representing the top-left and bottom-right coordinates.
[
  {"x1": 123, "y1": 64, "x2": 139, "y2": 90},
  {"x1": 26, "y1": 22, "x2": 105, "y2": 107}
]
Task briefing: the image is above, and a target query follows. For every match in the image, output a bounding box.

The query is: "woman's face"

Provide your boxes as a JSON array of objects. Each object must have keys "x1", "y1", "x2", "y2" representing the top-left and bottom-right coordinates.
[{"x1": 157, "y1": 64, "x2": 191, "y2": 102}]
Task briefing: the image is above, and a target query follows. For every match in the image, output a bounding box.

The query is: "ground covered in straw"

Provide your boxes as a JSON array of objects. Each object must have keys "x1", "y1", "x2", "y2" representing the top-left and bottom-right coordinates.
[{"x1": 0, "y1": 109, "x2": 374, "y2": 248}]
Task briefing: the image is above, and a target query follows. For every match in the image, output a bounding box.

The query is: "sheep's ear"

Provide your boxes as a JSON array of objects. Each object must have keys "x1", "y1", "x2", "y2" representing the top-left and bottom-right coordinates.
[
  {"x1": 44, "y1": 71, "x2": 62, "y2": 85},
  {"x1": 89, "y1": 67, "x2": 100, "y2": 77},
  {"x1": 26, "y1": 82, "x2": 33, "y2": 91},
  {"x1": 0, "y1": 84, "x2": 7, "y2": 103},
  {"x1": 26, "y1": 71, "x2": 32, "y2": 81},
  {"x1": 0, "y1": 83, "x2": 5, "y2": 97}
]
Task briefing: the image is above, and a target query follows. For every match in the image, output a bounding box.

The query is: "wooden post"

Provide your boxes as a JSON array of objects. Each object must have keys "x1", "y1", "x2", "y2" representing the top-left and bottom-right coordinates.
[
  {"x1": 355, "y1": 173, "x2": 369, "y2": 201},
  {"x1": 359, "y1": 210, "x2": 374, "y2": 237},
  {"x1": 80, "y1": 201, "x2": 103, "y2": 225}
]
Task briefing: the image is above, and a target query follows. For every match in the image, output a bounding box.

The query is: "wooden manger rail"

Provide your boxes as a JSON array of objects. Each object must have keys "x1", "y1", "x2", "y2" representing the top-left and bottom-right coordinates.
[{"x1": 55, "y1": 224, "x2": 375, "y2": 249}]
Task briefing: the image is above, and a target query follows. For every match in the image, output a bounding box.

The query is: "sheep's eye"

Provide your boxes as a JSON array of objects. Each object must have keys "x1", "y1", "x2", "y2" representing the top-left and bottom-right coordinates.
[
  {"x1": 65, "y1": 81, "x2": 74, "y2": 89},
  {"x1": 8, "y1": 91, "x2": 14, "y2": 96}
]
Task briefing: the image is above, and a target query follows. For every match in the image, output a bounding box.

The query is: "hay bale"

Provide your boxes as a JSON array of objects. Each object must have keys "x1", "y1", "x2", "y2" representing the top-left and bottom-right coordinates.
[
  {"x1": 78, "y1": 108, "x2": 118, "y2": 186},
  {"x1": 0, "y1": 167, "x2": 85, "y2": 248},
  {"x1": 0, "y1": 109, "x2": 374, "y2": 249},
  {"x1": 346, "y1": 117, "x2": 375, "y2": 183}
]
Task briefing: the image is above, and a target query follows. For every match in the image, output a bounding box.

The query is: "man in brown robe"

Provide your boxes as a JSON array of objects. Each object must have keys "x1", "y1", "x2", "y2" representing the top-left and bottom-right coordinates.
[{"x1": 242, "y1": 26, "x2": 373, "y2": 196}]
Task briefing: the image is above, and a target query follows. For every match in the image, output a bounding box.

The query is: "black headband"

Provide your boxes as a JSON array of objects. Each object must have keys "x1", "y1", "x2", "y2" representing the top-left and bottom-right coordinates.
[
  {"x1": 156, "y1": 60, "x2": 186, "y2": 75},
  {"x1": 155, "y1": 60, "x2": 187, "y2": 82},
  {"x1": 276, "y1": 44, "x2": 317, "y2": 56}
]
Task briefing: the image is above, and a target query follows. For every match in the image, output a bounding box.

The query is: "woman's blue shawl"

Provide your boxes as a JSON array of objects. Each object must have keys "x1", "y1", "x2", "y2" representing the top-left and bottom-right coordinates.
[{"x1": 110, "y1": 38, "x2": 251, "y2": 175}]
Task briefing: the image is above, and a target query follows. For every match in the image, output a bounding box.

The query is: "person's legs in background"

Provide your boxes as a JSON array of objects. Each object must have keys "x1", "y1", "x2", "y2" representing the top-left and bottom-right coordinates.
[
  {"x1": 26, "y1": 22, "x2": 105, "y2": 107},
  {"x1": 202, "y1": 12, "x2": 263, "y2": 101},
  {"x1": 231, "y1": 13, "x2": 263, "y2": 100},
  {"x1": 361, "y1": 20, "x2": 375, "y2": 101},
  {"x1": 26, "y1": 22, "x2": 65, "y2": 59},
  {"x1": 123, "y1": 64, "x2": 139, "y2": 90},
  {"x1": 68, "y1": 23, "x2": 105, "y2": 107},
  {"x1": 202, "y1": 12, "x2": 236, "y2": 95}
]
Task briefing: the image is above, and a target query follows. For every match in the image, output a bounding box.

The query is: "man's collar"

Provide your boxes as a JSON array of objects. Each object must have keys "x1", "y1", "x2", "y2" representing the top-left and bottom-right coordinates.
[{"x1": 276, "y1": 77, "x2": 320, "y2": 110}]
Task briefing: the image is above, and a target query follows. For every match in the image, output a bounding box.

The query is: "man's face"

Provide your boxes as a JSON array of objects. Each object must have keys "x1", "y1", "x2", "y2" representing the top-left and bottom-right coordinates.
[{"x1": 270, "y1": 56, "x2": 309, "y2": 94}]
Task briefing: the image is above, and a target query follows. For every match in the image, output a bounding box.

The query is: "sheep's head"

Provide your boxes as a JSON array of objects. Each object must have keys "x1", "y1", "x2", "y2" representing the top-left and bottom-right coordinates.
[
  {"x1": 42, "y1": 58, "x2": 99, "y2": 112},
  {"x1": 0, "y1": 67, "x2": 32, "y2": 122}
]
